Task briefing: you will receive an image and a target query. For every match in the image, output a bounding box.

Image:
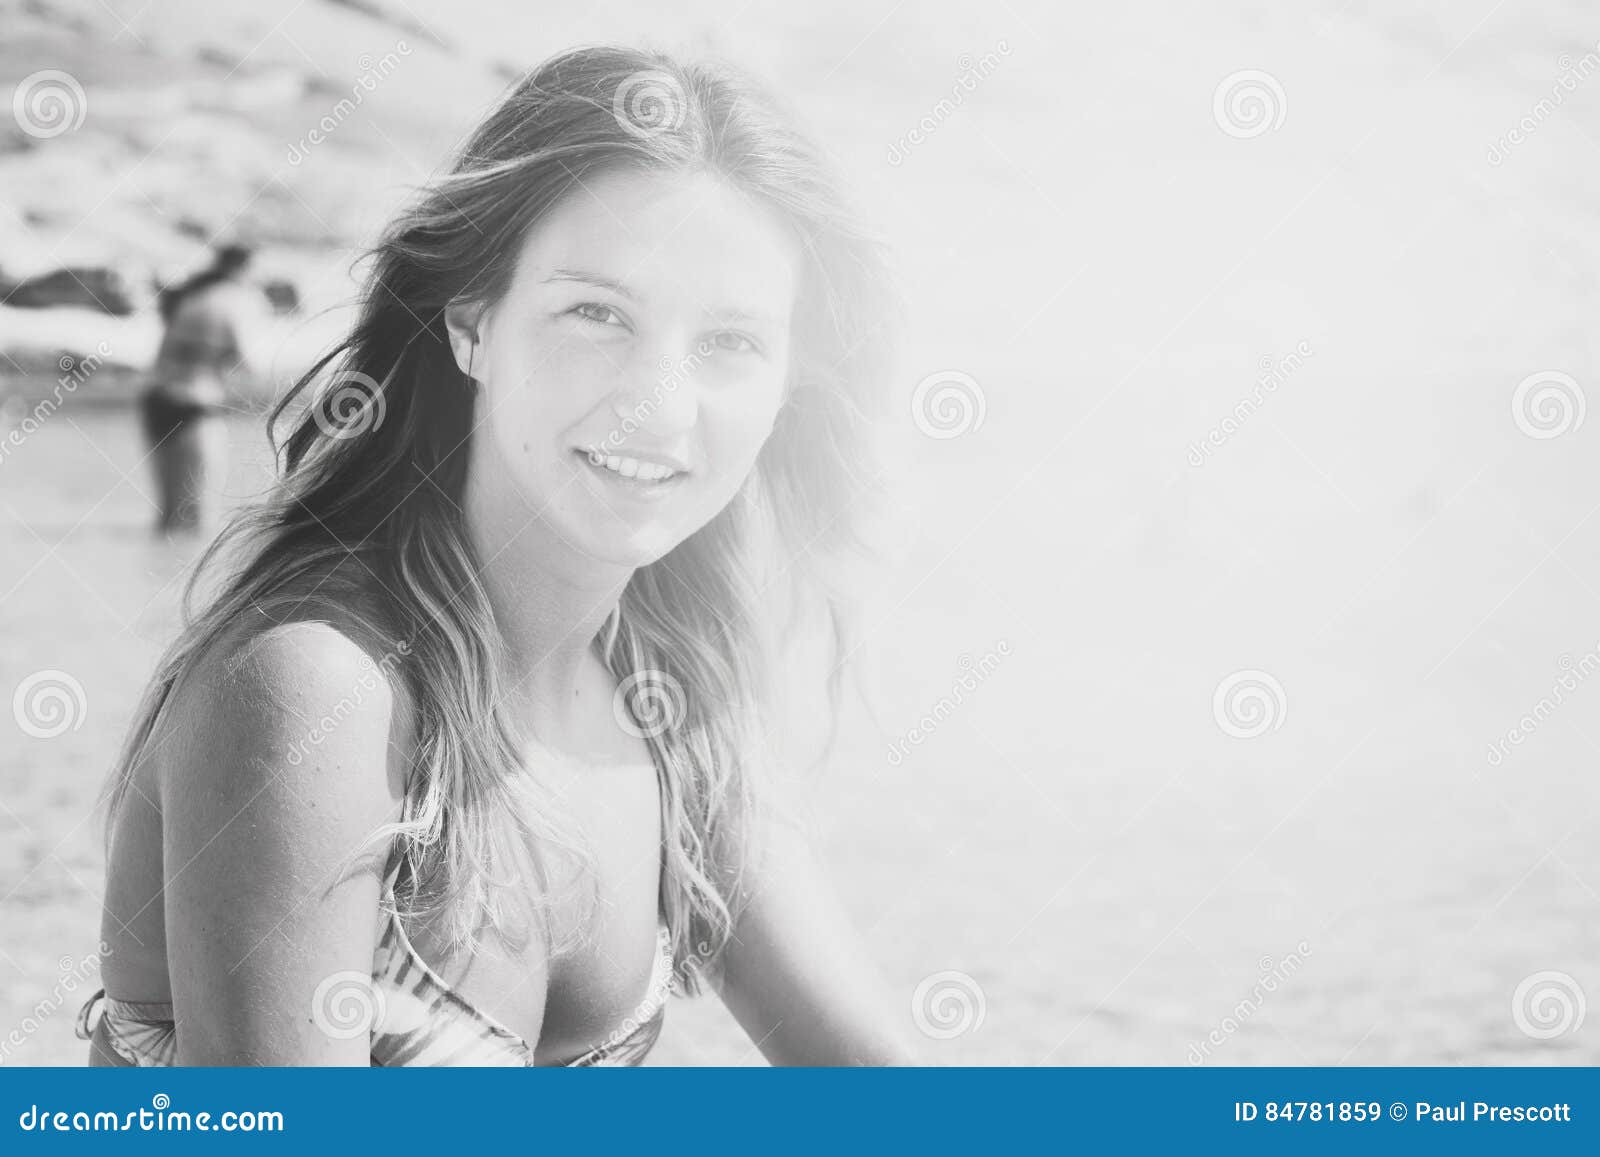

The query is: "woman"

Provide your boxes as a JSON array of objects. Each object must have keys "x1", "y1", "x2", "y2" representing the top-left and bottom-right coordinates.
[
  {"x1": 77, "y1": 45, "x2": 918, "y2": 1066},
  {"x1": 140, "y1": 243, "x2": 256, "y2": 534}
]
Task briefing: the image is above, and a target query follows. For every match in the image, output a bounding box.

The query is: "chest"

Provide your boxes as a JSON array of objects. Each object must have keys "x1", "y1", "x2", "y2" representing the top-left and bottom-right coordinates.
[{"x1": 400, "y1": 754, "x2": 666, "y2": 1062}]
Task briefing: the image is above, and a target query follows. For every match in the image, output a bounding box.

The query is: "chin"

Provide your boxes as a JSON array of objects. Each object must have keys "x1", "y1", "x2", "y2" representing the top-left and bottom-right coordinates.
[{"x1": 577, "y1": 524, "x2": 684, "y2": 570}]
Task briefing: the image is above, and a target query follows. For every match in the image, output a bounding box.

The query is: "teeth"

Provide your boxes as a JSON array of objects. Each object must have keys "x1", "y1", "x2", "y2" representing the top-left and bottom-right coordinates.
[{"x1": 584, "y1": 450, "x2": 677, "y2": 482}]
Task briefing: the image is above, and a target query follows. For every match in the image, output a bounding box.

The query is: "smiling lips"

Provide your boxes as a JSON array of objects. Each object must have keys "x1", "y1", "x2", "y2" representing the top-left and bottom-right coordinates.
[{"x1": 581, "y1": 447, "x2": 685, "y2": 483}]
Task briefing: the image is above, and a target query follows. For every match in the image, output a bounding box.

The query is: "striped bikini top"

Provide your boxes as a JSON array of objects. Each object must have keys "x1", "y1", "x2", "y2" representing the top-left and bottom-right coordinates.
[{"x1": 75, "y1": 885, "x2": 676, "y2": 1067}]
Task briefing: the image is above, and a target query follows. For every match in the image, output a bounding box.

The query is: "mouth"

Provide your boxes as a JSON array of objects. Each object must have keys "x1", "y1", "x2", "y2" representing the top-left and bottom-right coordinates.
[{"x1": 574, "y1": 448, "x2": 689, "y2": 497}]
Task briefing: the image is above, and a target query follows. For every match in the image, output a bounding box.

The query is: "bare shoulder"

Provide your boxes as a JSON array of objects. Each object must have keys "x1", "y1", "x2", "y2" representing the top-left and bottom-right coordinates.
[
  {"x1": 152, "y1": 618, "x2": 415, "y2": 1061},
  {"x1": 156, "y1": 618, "x2": 413, "y2": 859}
]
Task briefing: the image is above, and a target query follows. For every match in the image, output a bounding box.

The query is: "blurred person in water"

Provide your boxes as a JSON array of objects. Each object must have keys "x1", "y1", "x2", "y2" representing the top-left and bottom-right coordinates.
[{"x1": 140, "y1": 243, "x2": 257, "y2": 534}]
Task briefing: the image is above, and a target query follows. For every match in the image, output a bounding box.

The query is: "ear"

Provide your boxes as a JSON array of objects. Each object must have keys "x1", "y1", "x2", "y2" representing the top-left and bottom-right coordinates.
[{"x1": 443, "y1": 300, "x2": 486, "y2": 378}]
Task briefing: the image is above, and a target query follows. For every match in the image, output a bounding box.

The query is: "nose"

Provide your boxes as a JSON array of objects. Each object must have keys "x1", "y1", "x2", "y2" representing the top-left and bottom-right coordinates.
[{"x1": 609, "y1": 345, "x2": 699, "y2": 436}]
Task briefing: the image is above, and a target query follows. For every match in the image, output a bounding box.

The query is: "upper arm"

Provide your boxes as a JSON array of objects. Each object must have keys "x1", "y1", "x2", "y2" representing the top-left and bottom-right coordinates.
[
  {"x1": 158, "y1": 622, "x2": 408, "y2": 1064},
  {"x1": 714, "y1": 819, "x2": 925, "y2": 1066}
]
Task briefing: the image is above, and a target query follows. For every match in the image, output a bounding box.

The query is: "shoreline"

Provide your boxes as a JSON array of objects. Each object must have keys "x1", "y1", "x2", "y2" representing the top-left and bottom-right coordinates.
[{"x1": 0, "y1": 369, "x2": 277, "y2": 413}]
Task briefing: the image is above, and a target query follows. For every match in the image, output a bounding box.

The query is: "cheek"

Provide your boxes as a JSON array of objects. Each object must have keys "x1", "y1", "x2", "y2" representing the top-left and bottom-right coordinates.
[
  {"x1": 482, "y1": 343, "x2": 597, "y2": 461},
  {"x1": 483, "y1": 382, "x2": 541, "y2": 465},
  {"x1": 477, "y1": 380, "x2": 570, "y2": 501}
]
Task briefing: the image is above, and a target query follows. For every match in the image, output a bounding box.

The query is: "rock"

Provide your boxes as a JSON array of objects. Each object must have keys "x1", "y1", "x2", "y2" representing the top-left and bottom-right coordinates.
[
  {"x1": 262, "y1": 278, "x2": 301, "y2": 315},
  {"x1": 5, "y1": 266, "x2": 142, "y2": 316}
]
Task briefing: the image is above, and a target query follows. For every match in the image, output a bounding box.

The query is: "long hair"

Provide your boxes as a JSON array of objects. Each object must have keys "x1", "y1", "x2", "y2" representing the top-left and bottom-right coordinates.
[{"x1": 100, "y1": 44, "x2": 898, "y2": 995}]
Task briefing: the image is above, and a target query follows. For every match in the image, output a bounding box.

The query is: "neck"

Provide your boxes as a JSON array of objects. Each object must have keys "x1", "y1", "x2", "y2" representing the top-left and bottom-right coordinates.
[{"x1": 464, "y1": 467, "x2": 633, "y2": 751}]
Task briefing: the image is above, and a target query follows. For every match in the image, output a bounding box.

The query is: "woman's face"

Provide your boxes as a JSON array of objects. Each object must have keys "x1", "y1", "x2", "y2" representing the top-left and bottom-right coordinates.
[{"x1": 456, "y1": 166, "x2": 801, "y2": 568}]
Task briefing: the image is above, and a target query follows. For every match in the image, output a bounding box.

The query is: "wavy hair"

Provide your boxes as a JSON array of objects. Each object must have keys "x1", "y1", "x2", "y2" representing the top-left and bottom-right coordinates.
[{"x1": 100, "y1": 44, "x2": 898, "y2": 995}]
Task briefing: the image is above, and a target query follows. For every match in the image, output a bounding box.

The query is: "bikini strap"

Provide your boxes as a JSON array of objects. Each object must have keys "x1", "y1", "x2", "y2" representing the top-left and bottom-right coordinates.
[{"x1": 74, "y1": 988, "x2": 107, "y2": 1041}]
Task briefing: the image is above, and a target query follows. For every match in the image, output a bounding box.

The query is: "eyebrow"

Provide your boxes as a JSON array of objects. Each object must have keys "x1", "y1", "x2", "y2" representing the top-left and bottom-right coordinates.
[
  {"x1": 543, "y1": 267, "x2": 785, "y2": 327},
  {"x1": 545, "y1": 268, "x2": 636, "y2": 299}
]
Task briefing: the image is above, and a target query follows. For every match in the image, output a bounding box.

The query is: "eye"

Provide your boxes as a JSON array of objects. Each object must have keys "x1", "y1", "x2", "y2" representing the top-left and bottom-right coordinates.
[
  {"x1": 700, "y1": 330, "x2": 760, "y2": 356},
  {"x1": 571, "y1": 302, "x2": 627, "y2": 328}
]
